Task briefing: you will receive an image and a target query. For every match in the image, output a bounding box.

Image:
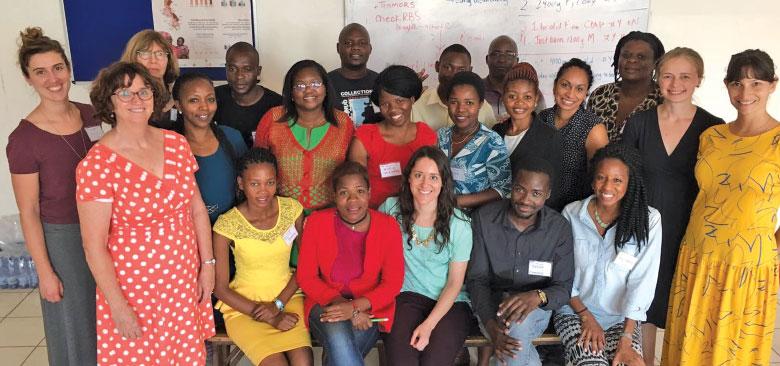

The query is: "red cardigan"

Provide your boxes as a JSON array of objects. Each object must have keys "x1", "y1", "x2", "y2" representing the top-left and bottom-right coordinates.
[{"x1": 297, "y1": 208, "x2": 404, "y2": 332}]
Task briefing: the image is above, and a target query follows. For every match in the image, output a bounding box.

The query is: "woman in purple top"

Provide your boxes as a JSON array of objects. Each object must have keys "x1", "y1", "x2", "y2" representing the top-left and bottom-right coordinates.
[{"x1": 5, "y1": 28, "x2": 99, "y2": 366}]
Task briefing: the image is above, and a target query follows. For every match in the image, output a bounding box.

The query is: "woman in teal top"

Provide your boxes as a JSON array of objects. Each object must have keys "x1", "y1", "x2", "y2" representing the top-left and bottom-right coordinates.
[{"x1": 379, "y1": 145, "x2": 473, "y2": 366}]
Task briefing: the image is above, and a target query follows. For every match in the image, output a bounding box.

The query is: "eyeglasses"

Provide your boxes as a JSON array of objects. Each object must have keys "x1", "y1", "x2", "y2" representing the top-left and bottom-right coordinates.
[
  {"x1": 489, "y1": 51, "x2": 518, "y2": 59},
  {"x1": 136, "y1": 50, "x2": 169, "y2": 60},
  {"x1": 113, "y1": 88, "x2": 154, "y2": 102},
  {"x1": 292, "y1": 80, "x2": 324, "y2": 92}
]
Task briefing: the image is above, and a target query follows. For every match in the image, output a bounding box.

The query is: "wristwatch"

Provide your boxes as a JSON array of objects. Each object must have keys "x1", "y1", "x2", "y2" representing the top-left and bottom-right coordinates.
[
  {"x1": 536, "y1": 289, "x2": 548, "y2": 307},
  {"x1": 273, "y1": 298, "x2": 285, "y2": 312}
]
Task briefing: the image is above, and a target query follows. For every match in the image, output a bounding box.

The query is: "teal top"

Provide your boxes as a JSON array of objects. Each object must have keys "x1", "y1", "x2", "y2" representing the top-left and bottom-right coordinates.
[{"x1": 379, "y1": 196, "x2": 472, "y2": 303}]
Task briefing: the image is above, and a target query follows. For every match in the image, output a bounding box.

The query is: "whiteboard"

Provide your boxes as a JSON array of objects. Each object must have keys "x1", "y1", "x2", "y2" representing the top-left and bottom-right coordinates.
[{"x1": 346, "y1": 0, "x2": 650, "y2": 105}]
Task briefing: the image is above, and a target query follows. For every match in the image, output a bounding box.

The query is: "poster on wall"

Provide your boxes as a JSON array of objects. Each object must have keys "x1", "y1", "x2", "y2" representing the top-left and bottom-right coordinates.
[{"x1": 152, "y1": 0, "x2": 253, "y2": 68}]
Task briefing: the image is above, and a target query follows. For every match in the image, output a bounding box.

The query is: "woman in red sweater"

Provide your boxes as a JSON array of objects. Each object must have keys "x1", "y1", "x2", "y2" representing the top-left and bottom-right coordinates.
[{"x1": 297, "y1": 161, "x2": 404, "y2": 366}]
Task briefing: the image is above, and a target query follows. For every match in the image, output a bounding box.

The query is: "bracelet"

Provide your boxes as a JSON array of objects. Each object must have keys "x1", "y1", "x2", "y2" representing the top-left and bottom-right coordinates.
[
  {"x1": 575, "y1": 307, "x2": 588, "y2": 314},
  {"x1": 202, "y1": 258, "x2": 216, "y2": 265},
  {"x1": 273, "y1": 298, "x2": 285, "y2": 312},
  {"x1": 620, "y1": 331, "x2": 633, "y2": 340},
  {"x1": 351, "y1": 301, "x2": 360, "y2": 318}
]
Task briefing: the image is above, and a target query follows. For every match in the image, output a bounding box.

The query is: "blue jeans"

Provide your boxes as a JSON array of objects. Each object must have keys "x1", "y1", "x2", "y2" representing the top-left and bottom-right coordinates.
[
  {"x1": 485, "y1": 307, "x2": 552, "y2": 366},
  {"x1": 309, "y1": 304, "x2": 379, "y2": 366}
]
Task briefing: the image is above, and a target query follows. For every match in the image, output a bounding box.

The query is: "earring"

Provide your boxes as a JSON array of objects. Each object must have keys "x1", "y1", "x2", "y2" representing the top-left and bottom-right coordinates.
[{"x1": 110, "y1": 112, "x2": 115, "y2": 118}]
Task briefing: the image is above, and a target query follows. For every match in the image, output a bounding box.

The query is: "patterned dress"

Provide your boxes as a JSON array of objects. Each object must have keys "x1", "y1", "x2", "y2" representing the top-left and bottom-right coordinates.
[
  {"x1": 586, "y1": 82, "x2": 662, "y2": 142},
  {"x1": 662, "y1": 124, "x2": 780, "y2": 365},
  {"x1": 254, "y1": 106, "x2": 354, "y2": 210},
  {"x1": 437, "y1": 123, "x2": 511, "y2": 198},
  {"x1": 76, "y1": 131, "x2": 215, "y2": 365}
]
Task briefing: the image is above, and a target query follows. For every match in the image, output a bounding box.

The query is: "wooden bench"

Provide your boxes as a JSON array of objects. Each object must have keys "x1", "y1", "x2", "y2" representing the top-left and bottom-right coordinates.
[{"x1": 209, "y1": 331, "x2": 561, "y2": 366}]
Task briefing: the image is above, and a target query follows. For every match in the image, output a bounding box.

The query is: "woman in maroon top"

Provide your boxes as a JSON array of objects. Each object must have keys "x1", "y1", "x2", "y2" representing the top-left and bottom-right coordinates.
[
  {"x1": 5, "y1": 28, "x2": 99, "y2": 366},
  {"x1": 348, "y1": 65, "x2": 437, "y2": 208},
  {"x1": 297, "y1": 161, "x2": 404, "y2": 366}
]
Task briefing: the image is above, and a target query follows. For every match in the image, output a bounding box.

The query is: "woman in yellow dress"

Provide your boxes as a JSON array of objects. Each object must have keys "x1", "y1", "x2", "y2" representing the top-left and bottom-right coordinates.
[
  {"x1": 213, "y1": 148, "x2": 313, "y2": 366},
  {"x1": 662, "y1": 49, "x2": 779, "y2": 365}
]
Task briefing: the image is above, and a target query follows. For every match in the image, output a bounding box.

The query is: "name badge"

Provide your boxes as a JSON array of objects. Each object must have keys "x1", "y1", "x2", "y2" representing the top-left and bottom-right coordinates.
[
  {"x1": 613, "y1": 251, "x2": 638, "y2": 271},
  {"x1": 379, "y1": 162, "x2": 402, "y2": 178},
  {"x1": 451, "y1": 167, "x2": 466, "y2": 182},
  {"x1": 84, "y1": 125, "x2": 104, "y2": 142},
  {"x1": 528, "y1": 260, "x2": 552, "y2": 277},
  {"x1": 282, "y1": 225, "x2": 298, "y2": 246}
]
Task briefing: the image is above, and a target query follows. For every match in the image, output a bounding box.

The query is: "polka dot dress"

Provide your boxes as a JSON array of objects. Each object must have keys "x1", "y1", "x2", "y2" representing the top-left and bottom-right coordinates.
[{"x1": 77, "y1": 131, "x2": 215, "y2": 365}]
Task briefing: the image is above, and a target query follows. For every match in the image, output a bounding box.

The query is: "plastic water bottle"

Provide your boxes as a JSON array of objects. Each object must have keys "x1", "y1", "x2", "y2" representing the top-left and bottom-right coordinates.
[
  {"x1": 0, "y1": 257, "x2": 8, "y2": 289},
  {"x1": 6, "y1": 257, "x2": 18, "y2": 289},
  {"x1": 27, "y1": 257, "x2": 38, "y2": 288},
  {"x1": 17, "y1": 257, "x2": 29, "y2": 289}
]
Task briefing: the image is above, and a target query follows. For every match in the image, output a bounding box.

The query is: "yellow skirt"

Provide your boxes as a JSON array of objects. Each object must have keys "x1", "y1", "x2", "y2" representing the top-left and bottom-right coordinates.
[
  {"x1": 224, "y1": 295, "x2": 311, "y2": 365},
  {"x1": 662, "y1": 245, "x2": 779, "y2": 365}
]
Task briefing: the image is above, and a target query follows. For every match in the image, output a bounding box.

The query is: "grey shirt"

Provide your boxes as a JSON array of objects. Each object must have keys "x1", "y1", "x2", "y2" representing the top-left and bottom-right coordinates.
[{"x1": 467, "y1": 200, "x2": 574, "y2": 324}]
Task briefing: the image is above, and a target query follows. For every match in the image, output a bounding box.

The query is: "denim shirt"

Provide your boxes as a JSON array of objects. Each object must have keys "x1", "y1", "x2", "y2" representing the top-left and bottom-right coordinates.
[
  {"x1": 559, "y1": 196, "x2": 662, "y2": 330},
  {"x1": 438, "y1": 123, "x2": 511, "y2": 198}
]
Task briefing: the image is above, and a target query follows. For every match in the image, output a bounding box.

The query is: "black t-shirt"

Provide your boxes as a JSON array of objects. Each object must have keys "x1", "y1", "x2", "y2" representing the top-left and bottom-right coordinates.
[
  {"x1": 214, "y1": 84, "x2": 283, "y2": 146},
  {"x1": 327, "y1": 69, "x2": 381, "y2": 126}
]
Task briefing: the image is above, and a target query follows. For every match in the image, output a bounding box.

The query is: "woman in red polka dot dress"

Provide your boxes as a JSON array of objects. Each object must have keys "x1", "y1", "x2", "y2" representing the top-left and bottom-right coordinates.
[{"x1": 76, "y1": 62, "x2": 216, "y2": 365}]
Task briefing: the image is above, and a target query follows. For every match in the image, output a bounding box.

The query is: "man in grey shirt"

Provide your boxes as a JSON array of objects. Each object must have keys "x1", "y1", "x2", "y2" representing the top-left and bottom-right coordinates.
[{"x1": 467, "y1": 156, "x2": 574, "y2": 366}]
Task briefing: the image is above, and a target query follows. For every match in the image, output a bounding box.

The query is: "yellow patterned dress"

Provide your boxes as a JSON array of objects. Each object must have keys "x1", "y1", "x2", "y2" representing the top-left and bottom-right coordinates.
[
  {"x1": 213, "y1": 197, "x2": 311, "y2": 364},
  {"x1": 662, "y1": 124, "x2": 780, "y2": 365}
]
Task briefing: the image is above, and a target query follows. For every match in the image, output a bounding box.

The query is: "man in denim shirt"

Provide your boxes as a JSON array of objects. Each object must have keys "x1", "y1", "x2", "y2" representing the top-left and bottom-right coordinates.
[{"x1": 467, "y1": 157, "x2": 574, "y2": 366}]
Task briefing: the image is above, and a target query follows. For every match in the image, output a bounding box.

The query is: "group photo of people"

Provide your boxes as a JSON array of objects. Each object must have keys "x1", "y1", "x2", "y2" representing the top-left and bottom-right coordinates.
[{"x1": 3, "y1": 13, "x2": 779, "y2": 366}]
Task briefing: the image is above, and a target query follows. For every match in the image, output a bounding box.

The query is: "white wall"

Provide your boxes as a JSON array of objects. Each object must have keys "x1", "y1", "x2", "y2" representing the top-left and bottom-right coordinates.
[{"x1": 0, "y1": 0, "x2": 778, "y2": 217}]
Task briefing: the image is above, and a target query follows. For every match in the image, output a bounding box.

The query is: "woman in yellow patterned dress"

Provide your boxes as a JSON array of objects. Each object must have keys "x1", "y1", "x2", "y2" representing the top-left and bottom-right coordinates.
[
  {"x1": 213, "y1": 148, "x2": 313, "y2": 366},
  {"x1": 662, "y1": 49, "x2": 779, "y2": 365}
]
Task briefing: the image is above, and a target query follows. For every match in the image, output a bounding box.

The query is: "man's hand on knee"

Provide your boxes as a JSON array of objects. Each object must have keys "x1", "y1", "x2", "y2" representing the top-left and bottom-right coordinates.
[{"x1": 486, "y1": 319, "x2": 522, "y2": 365}]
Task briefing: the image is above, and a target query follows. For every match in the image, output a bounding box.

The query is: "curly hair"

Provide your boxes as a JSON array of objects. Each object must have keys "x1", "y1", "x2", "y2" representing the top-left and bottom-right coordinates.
[
  {"x1": 120, "y1": 29, "x2": 180, "y2": 86},
  {"x1": 444, "y1": 70, "x2": 486, "y2": 102},
  {"x1": 89, "y1": 62, "x2": 168, "y2": 126},
  {"x1": 395, "y1": 146, "x2": 465, "y2": 253},
  {"x1": 589, "y1": 143, "x2": 649, "y2": 251},
  {"x1": 17, "y1": 27, "x2": 70, "y2": 78},
  {"x1": 279, "y1": 59, "x2": 338, "y2": 126},
  {"x1": 235, "y1": 147, "x2": 278, "y2": 203},
  {"x1": 331, "y1": 161, "x2": 370, "y2": 191},
  {"x1": 612, "y1": 31, "x2": 665, "y2": 83}
]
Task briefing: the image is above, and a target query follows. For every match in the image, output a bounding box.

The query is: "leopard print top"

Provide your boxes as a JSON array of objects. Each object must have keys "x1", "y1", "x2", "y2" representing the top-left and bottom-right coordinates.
[{"x1": 586, "y1": 82, "x2": 662, "y2": 142}]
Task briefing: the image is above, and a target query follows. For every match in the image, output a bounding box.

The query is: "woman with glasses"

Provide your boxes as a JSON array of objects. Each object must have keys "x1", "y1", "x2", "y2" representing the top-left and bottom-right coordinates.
[
  {"x1": 120, "y1": 29, "x2": 180, "y2": 128},
  {"x1": 6, "y1": 27, "x2": 99, "y2": 366},
  {"x1": 76, "y1": 61, "x2": 215, "y2": 365},
  {"x1": 254, "y1": 60, "x2": 355, "y2": 212}
]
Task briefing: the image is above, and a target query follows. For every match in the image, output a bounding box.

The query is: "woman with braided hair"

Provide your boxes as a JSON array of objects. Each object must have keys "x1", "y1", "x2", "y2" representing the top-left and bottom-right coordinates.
[{"x1": 554, "y1": 143, "x2": 662, "y2": 366}]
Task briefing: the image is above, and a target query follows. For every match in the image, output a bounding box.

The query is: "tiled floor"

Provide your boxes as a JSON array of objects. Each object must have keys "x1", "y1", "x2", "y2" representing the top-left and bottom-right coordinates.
[{"x1": 1, "y1": 289, "x2": 779, "y2": 366}]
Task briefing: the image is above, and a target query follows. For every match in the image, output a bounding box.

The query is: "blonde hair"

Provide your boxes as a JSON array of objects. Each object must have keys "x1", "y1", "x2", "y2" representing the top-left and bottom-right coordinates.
[
  {"x1": 656, "y1": 47, "x2": 705, "y2": 79},
  {"x1": 17, "y1": 27, "x2": 70, "y2": 78},
  {"x1": 120, "y1": 29, "x2": 179, "y2": 85}
]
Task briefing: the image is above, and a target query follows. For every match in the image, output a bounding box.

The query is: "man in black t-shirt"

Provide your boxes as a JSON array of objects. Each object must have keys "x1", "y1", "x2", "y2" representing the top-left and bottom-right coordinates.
[
  {"x1": 215, "y1": 42, "x2": 282, "y2": 146},
  {"x1": 327, "y1": 23, "x2": 381, "y2": 127}
]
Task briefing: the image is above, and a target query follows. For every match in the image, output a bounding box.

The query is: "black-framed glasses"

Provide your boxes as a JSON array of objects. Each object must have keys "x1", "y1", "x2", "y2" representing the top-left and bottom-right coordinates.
[
  {"x1": 113, "y1": 88, "x2": 154, "y2": 102},
  {"x1": 292, "y1": 80, "x2": 324, "y2": 92},
  {"x1": 136, "y1": 50, "x2": 169, "y2": 60}
]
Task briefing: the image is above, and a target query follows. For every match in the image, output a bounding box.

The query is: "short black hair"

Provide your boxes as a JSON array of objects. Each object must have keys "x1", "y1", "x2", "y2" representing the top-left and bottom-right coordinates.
[
  {"x1": 370, "y1": 65, "x2": 423, "y2": 106},
  {"x1": 443, "y1": 71, "x2": 485, "y2": 102},
  {"x1": 331, "y1": 161, "x2": 370, "y2": 191},
  {"x1": 440, "y1": 43, "x2": 471, "y2": 63},
  {"x1": 171, "y1": 72, "x2": 213, "y2": 102},
  {"x1": 555, "y1": 58, "x2": 595, "y2": 91},
  {"x1": 226, "y1": 41, "x2": 259, "y2": 62},
  {"x1": 512, "y1": 156, "x2": 555, "y2": 184},
  {"x1": 725, "y1": 49, "x2": 777, "y2": 83},
  {"x1": 612, "y1": 31, "x2": 665, "y2": 82}
]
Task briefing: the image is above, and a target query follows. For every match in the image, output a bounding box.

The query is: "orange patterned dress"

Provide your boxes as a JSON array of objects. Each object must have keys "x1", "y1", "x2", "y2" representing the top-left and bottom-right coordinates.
[{"x1": 77, "y1": 131, "x2": 215, "y2": 365}]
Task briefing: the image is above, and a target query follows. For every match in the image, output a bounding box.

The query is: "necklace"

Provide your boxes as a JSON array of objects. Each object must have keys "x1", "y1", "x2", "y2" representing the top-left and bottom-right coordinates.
[
  {"x1": 452, "y1": 124, "x2": 478, "y2": 145},
  {"x1": 339, "y1": 212, "x2": 369, "y2": 231},
  {"x1": 592, "y1": 203, "x2": 613, "y2": 229},
  {"x1": 50, "y1": 123, "x2": 87, "y2": 160},
  {"x1": 410, "y1": 226, "x2": 435, "y2": 247}
]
